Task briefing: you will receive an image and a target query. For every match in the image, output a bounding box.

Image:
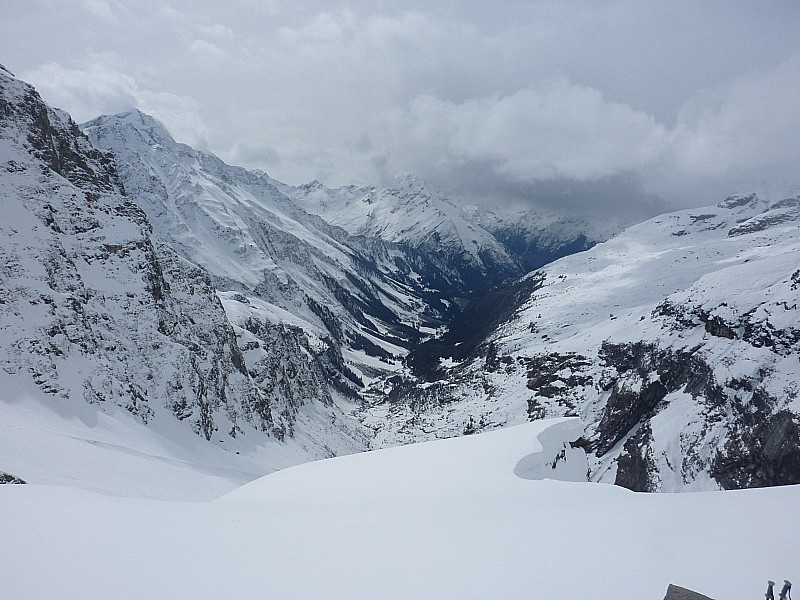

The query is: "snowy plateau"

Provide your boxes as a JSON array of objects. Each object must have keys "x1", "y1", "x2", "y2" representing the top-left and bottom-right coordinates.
[{"x1": 1, "y1": 64, "x2": 799, "y2": 599}]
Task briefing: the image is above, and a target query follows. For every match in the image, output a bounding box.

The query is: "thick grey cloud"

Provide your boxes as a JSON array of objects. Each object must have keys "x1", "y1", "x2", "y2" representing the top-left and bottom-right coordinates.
[{"x1": 6, "y1": 0, "x2": 800, "y2": 221}]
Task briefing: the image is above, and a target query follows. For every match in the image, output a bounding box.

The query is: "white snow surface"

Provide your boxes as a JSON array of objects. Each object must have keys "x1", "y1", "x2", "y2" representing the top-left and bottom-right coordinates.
[
  {"x1": 492, "y1": 196, "x2": 800, "y2": 362},
  {"x1": 0, "y1": 374, "x2": 363, "y2": 500},
  {"x1": 2, "y1": 416, "x2": 797, "y2": 599}
]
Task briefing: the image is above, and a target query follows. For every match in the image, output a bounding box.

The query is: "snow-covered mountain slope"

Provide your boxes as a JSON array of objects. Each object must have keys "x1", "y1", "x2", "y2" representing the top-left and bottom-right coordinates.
[
  {"x1": 82, "y1": 112, "x2": 442, "y2": 392},
  {"x1": 0, "y1": 66, "x2": 367, "y2": 472},
  {"x1": 0, "y1": 389, "x2": 297, "y2": 500},
  {"x1": 286, "y1": 176, "x2": 615, "y2": 296},
  {"x1": 284, "y1": 175, "x2": 525, "y2": 295},
  {"x1": 287, "y1": 174, "x2": 487, "y2": 248},
  {"x1": 467, "y1": 203, "x2": 618, "y2": 271},
  {"x1": 4, "y1": 63, "x2": 796, "y2": 501},
  {"x1": 2, "y1": 418, "x2": 796, "y2": 599},
  {"x1": 368, "y1": 194, "x2": 800, "y2": 491}
]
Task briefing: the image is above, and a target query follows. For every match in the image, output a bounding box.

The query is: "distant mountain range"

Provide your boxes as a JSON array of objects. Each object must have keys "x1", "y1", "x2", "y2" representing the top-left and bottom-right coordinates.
[{"x1": 1, "y1": 64, "x2": 798, "y2": 492}]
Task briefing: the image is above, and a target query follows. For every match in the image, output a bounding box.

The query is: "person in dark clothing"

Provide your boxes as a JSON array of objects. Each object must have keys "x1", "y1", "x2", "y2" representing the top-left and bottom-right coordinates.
[
  {"x1": 779, "y1": 580, "x2": 792, "y2": 600},
  {"x1": 767, "y1": 580, "x2": 776, "y2": 600}
]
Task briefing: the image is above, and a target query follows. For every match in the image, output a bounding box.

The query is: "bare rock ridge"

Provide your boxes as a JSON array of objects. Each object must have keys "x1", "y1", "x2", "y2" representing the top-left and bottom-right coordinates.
[{"x1": 0, "y1": 472, "x2": 26, "y2": 484}]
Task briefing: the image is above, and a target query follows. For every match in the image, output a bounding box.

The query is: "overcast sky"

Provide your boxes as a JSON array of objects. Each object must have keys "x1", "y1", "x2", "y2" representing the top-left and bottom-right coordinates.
[{"x1": 6, "y1": 1, "x2": 800, "y2": 221}]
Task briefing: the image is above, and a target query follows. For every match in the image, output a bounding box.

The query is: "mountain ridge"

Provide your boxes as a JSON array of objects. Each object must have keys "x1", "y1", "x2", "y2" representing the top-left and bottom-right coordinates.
[{"x1": 3, "y1": 67, "x2": 798, "y2": 493}]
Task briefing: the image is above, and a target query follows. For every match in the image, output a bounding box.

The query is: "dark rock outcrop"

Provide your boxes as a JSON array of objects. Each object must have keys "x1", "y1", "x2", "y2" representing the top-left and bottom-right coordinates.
[
  {"x1": 712, "y1": 409, "x2": 800, "y2": 489},
  {"x1": 664, "y1": 584, "x2": 715, "y2": 600},
  {"x1": 0, "y1": 472, "x2": 26, "y2": 484},
  {"x1": 614, "y1": 423, "x2": 657, "y2": 492}
]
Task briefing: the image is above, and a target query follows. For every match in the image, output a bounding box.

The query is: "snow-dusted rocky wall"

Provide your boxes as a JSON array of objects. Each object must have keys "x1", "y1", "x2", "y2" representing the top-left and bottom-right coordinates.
[
  {"x1": 0, "y1": 66, "x2": 358, "y2": 447},
  {"x1": 370, "y1": 194, "x2": 800, "y2": 491}
]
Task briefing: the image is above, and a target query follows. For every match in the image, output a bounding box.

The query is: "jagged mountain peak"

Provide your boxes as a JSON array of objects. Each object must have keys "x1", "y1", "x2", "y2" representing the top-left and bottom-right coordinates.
[
  {"x1": 300, "y1": 178, "x2": 325, "y2": 190},
  {"x1": 84, "y1": 110, "x2": 292, "y2": 197},
  {"x1": 0, "y1": 67, "x2": 121, "y2": 197},
  {"x1": 111, "y1": 108, "x2": 166, "y2": 131},
  {"x1": 389, "y1": 173, "x2": 456, "y2": 207},
  {"x1": 0, "y1": 63, "x2": 24, "y2": 94}
]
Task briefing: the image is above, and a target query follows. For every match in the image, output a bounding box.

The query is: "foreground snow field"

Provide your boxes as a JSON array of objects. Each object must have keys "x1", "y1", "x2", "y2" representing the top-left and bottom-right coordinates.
[
  {"x1": 2, "y1": 416, "x2": 796, "y2": 599},
  {"x1": 0, "y1": 376, "x2": 363, "y2": 500}
]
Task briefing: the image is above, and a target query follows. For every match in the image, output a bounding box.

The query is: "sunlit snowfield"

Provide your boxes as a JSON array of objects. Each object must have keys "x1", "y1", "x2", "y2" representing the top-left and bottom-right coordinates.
[{"x1": 1, "y1": 402, "x2": 796, "y2": 600}]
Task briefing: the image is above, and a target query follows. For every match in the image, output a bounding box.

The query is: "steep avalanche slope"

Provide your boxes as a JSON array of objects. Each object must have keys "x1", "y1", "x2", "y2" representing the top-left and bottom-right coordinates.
[
  {"x1": 0, "y1": 66, "x2": 367, "y2": 483},
  {"x1": 366, "y1": 194, "x2": 800, "y2": 491}
]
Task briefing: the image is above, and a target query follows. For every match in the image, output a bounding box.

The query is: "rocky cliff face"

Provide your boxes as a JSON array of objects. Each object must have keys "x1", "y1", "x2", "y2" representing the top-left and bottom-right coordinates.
[
  {"x1": 82, "y1": 111, "x2": 442, "y2": 396},
  {"x1": 0, "y1": 66, "x2": 364, "y2": 452},
  {"x1": 365, "y1": 194, "x2": 800, "y2": 491}
]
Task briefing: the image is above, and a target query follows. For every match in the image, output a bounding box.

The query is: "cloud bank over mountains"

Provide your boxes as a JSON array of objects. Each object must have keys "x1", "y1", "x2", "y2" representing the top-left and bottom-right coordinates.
[{"x1": 7, "y1": 0, "x2": 800, "y2": 220}]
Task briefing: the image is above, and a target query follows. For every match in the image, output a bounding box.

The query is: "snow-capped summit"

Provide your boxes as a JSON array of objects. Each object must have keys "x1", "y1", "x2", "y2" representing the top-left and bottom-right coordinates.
[
  {"x1": 90, "y1": 109, "x2": 174, "y2": 146},
  {"x1": 286, "y1": 174, "x2": 524, "y2": 295},
  {"x1": 291, "y1": 172, "x2": 503, "y2": 252}
]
